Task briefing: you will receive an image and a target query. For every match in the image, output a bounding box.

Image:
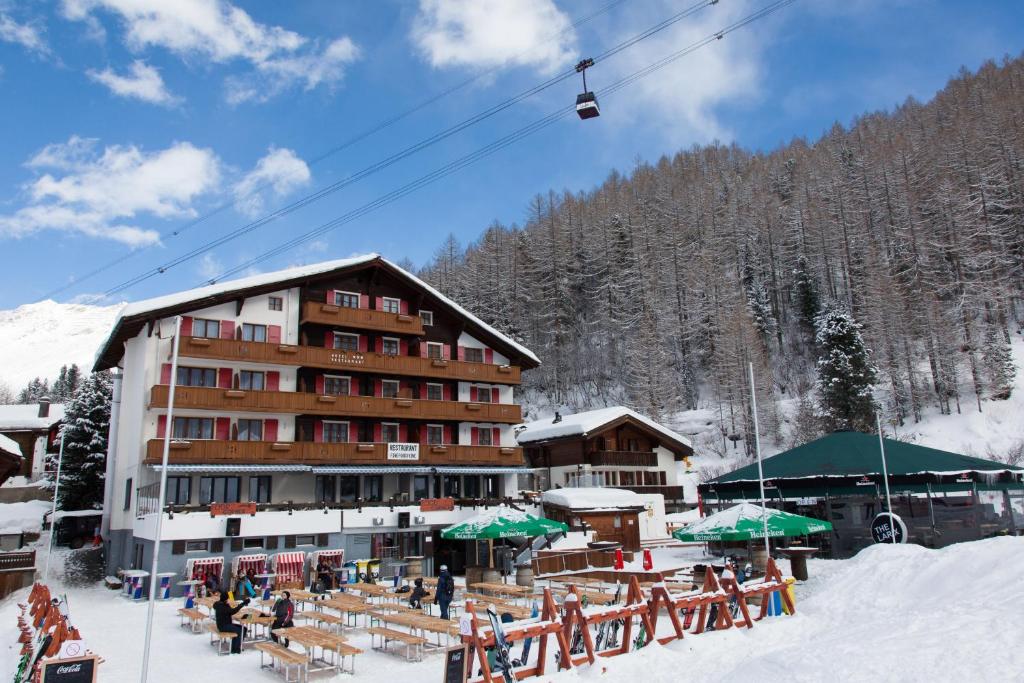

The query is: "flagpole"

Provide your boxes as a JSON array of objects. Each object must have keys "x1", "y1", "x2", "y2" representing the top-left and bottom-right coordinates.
[
  {"x1": 140, "y1": 316, "x2": 182, "y2": 682},
  {"x1": 748, "y1": 362, "x2": 770, "y2": 560},
  {"x1": 876, "y1": 412, "x2": 896, "y2": 544},
  {"x1": 44, "y1": 431, "x2": 66, "y2": 583}
]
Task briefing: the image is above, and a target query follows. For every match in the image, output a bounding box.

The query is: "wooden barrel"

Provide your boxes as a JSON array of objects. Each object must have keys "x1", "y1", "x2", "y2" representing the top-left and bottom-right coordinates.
[
  {"x1": 481, "y1": 568, "x2": 502, "y2": 585},
  {"x1": 464, "y1": 565, "x2": 484, "y2": 588},
  {"x1": 515, "y1": 565, "x2": 534, "y2": 587},
  {"x1": 405, "y1": 556, "x2": 423, "y2": 580}
]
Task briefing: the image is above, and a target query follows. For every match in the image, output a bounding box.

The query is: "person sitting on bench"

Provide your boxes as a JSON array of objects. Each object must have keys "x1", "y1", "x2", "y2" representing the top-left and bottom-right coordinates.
[
  {"x1": 212, "y1": 592, "x2": 250, "y2": 654},
  {"x1": 408, "y1": 578, "x2": 430, "y2": 609},
  {"x1": 270, "y1": 591, "x2": 295, "y2": 647}
]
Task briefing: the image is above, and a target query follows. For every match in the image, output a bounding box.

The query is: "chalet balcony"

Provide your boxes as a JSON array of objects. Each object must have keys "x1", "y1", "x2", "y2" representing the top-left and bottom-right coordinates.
[
  {"x1": 618, "y1": 485, "x2": 686, "y2": 501},
  {"x1": 143, "y1": 438, "x2": 524, "y2": 467},
  {"x1": 587, "y1": 451, "x2": 659, "y2": 467},
  {"x1": 300, "y1": 301, "x2": 424, "y2": 335},
  {"x1": 150, "y1": 385, "x2": 523, "y2": 423},
  {"x1": 178, "y1": 336, "x2": 521, "y2": 385}
]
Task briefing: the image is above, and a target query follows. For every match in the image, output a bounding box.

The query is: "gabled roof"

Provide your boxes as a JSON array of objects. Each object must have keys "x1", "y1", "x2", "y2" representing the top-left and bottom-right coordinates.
[
  {"x1": 93, "y1": 254, "x2": 539, "y2": 371},
  {"x1": 0, "y1": 404, "x2": 65, "y2": 431},
  {"x1": 711, "y1": 431, "x2": 1023, "y2": 484},
  {"x1": 516, "y1": 406, "x2": 692, "y2": 455}
]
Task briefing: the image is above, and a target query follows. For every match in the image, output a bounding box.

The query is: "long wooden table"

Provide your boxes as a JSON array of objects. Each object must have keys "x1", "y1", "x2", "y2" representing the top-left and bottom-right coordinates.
[
  {"x1": 468, "y1": 582, "x2": 533, "y2": 599},
  {"x1": 272, "y1": 625, "x2": 352, "y2": 673},
  {"x1": 367, "y1": 610, "x2": 459, "y2": 648}
]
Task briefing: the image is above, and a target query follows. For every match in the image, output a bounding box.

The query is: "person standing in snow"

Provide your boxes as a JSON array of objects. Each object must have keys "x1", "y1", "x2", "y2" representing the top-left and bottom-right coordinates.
[
  {"x1": 437, "y1": 564, "x2": 455, "y2": 619},
  {"x1": 212, "y1": 592, "x2": 250, "y2": 654}
]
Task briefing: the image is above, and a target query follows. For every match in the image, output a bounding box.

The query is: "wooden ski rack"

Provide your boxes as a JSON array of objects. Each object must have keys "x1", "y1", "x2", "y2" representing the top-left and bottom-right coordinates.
[{"x1": 720, "y1": 557, "x2": 796, "y2": 629}]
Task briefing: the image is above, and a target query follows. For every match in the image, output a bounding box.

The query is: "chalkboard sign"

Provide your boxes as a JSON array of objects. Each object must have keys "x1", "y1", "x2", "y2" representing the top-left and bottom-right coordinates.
[
  {"x1": 871, "y1": 512, "x2": 907, "y2": 544},
  {"x1": 442, "y1": 644, "x2": 468, "y2": 683},
  {"x1": 41, "y1": 656, "x2": 98, "y2": 683}
]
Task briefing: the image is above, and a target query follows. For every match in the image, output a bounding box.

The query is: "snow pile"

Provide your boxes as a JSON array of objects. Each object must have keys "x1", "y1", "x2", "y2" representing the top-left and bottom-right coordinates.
[
  {"x1": 665, "y1": 508, "x2": 701, "y2": 525},
  {"x1": 0, "y1": 499, "x2": 51, "y2": 533},
  {"x1": 0, "y1": 434, "x2": 21, "y2": 457},
  {"x1": 0, "y1": 300, "x2": 123, "y2": 388},
  {"x1": 0, "y1": 403, "x2": 65, "y2": 430},
  {"x1": 541, "y1": 487, "x2": 644, "y2": 509},
  {"x1": 516, "y1": 406, "x2": 690, "y2": 447}
]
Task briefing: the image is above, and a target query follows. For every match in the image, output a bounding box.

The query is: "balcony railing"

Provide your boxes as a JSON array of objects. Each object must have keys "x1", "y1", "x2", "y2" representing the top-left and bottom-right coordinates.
[
  {"x1": 587, "y1": 451, "x2": 659, "y2": 467},
  {"x1": 150, "y1": 385, "x2": 523, "y2": 423},
  {"x1": 301, "y1": 301, "x2": 425, "y2": 335},
  {"x1": 178, "y1": 336, "x2": 521, "y2": 385},
  {"x1": 143, "y1": 439, "x2": 525, "y2": 467}
]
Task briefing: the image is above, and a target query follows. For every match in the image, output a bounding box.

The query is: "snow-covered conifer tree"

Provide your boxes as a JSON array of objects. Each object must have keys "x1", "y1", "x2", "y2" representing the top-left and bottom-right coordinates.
[
  {"x1": 47, "y1": 372, "x2": 112, "y2": 510},
  {"x1": 981, "y1": 323, "x2": 1015, "y2": 400},
  {"x1": 814, "y1": 307, "x2": 878, "y2": 432}
]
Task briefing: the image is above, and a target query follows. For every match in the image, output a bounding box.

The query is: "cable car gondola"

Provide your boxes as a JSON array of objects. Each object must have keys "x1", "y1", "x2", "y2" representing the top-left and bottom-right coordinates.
[{"x1": 574, "y1": 58, "x2": 599, "y2": 120}]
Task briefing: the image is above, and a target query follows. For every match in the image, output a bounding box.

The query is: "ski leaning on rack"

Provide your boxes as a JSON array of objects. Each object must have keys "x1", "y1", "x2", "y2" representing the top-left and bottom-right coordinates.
[
  {"x1": 514, "y1": 601, "x2": 539, "y2": 666},
  {"x1": 486, "y1": 607, "x2": 515, "y2": 683},
  {"x1": 594, "y1": 583, "x2": 621, "y2": 651}
]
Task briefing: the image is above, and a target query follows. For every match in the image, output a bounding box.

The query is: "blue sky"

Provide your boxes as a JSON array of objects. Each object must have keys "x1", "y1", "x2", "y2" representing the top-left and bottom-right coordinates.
[{"x1": 0, "y1": 0, "x2": 1022, "y2": 308}]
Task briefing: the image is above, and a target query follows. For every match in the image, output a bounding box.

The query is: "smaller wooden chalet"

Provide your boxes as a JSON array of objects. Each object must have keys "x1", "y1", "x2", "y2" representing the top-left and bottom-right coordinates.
[
  {"x1": 517, "y1": 407, "x2": 693, "y2": 510},
  {"x1": 540, "y1": 488, "x2": 663, "y2": 551},
  {"x1": 0, "y1": 399, "x2": 63, "y2": 482},
  {"x1": 0, "y1": 434, "x2": 22, "y2": 486}
]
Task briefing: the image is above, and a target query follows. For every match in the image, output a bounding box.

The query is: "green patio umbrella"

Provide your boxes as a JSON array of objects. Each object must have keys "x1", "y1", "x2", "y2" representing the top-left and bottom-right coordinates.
[
  {"x1": 672, "y1": 502, "x2": 832, "y2": 542},
  {"x1": 440, "y1": 505, "x2": 568, "y2": 540}
]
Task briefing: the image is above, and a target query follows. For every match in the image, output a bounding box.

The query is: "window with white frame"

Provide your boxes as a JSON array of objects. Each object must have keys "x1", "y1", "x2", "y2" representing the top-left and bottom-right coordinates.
[
  {"x1": 176, "y1": 366, "x2": 217, "y2": 387},
  {"x1": 426, "y1": 425, "x2": 444, "y2": 445},
  {"x1": 323, "y1": 421, "x2": 349, "y2": 443},
  {"x1": 192, "y1": 318, "x2": 220, "y2": 338},
  {"x1": 241, "y1": 323, "x2": 267, "y2": 342},
  {"x1": 333, "y1": 332, "x2": 359, "y2": 351},
  {"x1": 426, "y1": 383, "x2": 443, "y2": 401},
  {"x1": 419, "y1": 310, "x2": 433, "y2": 326},
  {"x1": 478, "y1": 427, "x2": 493, "y2": 446},
  {"x1": 239, "y1": 370, "x2": 264, "y2": 390},
  {"x1": 324, "y1": 375, "x2": 351, "y2": 396},
  {"x1": 381, "y1": 379, "x2": 400, "y2": 398},
  {"x1": 237, "y1": 419, "x2": 263, "y2": 441},
  {"x1": 381, "y1": 337, "x2": 399, "y2": 355},
  {"x1": 381, "y1": 423, "x2": 399, "y2": 443},
  {"x1": 173, "y1": 417, "x2": 214, "y2": 439},
  {"x1": 475, "y1": 385, "x2": 492, "y2": 403},
  {"x1": 185, "y1": 540, "x2": 209, "y2": 552},
  {"x1": 334, "y1": 291, "x2": 360, "y2": 308},
  {"x1": 268, "y1": 296, "x2": 283, "y2": 311},
  {"x1": 464, "y1": 347, "x2": 484, "y2": 363},
  {"x1": 381, "y1": 297, "x2": 400, "y2": 314},
  {"x1": 426, "y1": 342, "x2": 444, "y2": 359}
]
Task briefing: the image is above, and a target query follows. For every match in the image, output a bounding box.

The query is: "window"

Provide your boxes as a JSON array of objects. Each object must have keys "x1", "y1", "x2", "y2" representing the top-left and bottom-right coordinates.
[
  {"x1": 478, "y1": 428, "x2": 493, "y2": 446},
  {"x1": 381, "y1": 423, "x2": 399, "y2": 443},
  {"x1": 613, "y1": 516, "x2": 622, "y2": 528},
  {"x1": 419, "y1": 310, "x2": 433, "y2": 326},
  {"x1": 200, "y1": 476, "x2": 241, "y2": 504},
  {"x1": 381, "y1": 297, "x2": 400, "y2": 314},
  {"x1": 239, "y1": 370, "x2": 265, "y2": 391},
  {"x1": 334, "y1": 291, "x2": 360, "y2": 308},
  {"x1": 237, "y1": 419, "x2": 263, "y2": 441},
  {"x1": 166, "y1": 476, "x2": 191, "y2": 505},
  {"x1": 324, "y1": 376, "x2": 350, "y2": 396},
  {"x1": 444, "y1": 476, "x2": 461, "y2": 498},
  {"x1": 484, "y1": 475, "x2": 500, "y2": 498},
  {"x1": 426, "y1": 425, "x2": 444, "y2": 445},
  {"x1": 464, "y1": 347, "x2": 484, "y2": 363},
  {"x1": 413, "y1": 475, "x2": 430, "y2": 501},
  {"x1": 464, "y1": 475, "x2": 480, "y2": 498},
  {"x1": 173, "y1": 417, "x2": 214, "y2": 440},
  {"x1": 268, "y1": 296, "x2": 283, "y2": 311},
  {"x1": 323, "y1": 421, "x2": 349, "y2": 443},
  {"x1": 243, "y1": 537, "x2": 264, "y2": 549},
  {"x1": 333, "y1": 332, "x2": 359, "y2": 351},
  {"x1": 296, "y1": 535, "x2": 316, "y2": 546},
  {"x1": 475, "y1": 385, "x2": 492, "y2": 403},
  {"x1": 426, "y1": 342, "x2": 443, "y2": 360},
  {"x1": 339, "y1": 476, "x2": 359, "y2": 502},
  {"x1": 249, "y1": 476, "x2": 272, "y2": 503},
  {"x1": 185, "y1": 540, "x2": 209, "y2": 552},
  {"x1": 381, "y1": 380, "x2": 399, "y2": 398},
  {"x1": 315, "y1": 475, "x2": 336, "y2": 503},
  {"x1": 381, "y1": 337, "x2": 399, "y2": 356},
  {"x1": 192, "y1": 318, "x2": 220, "y2": 338},
  {"x1": 426, "y1": 383, "x2": 443, "y2": 401},
  {"x1": 364, "y1": 475, "x2": 383, "y2": 502},
  {"x1": 241, "y1": 323, "x2": 267, "y2": 342},
  {"x1": 123, "y1": 477, "x2": 132, "y2": 511},
  {"x1": 177, "y1": 366, "x2": 217, "y2": 387}
]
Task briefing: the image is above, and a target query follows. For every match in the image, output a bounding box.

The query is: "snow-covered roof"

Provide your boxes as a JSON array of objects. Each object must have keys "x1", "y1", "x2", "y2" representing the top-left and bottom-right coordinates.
[
  {"x1": 0, "y1": 433, "x2": 21, "y2": 457},
  {"x1": 516, "y1": 406, "x2": 691, "y2": 450},
  {"x1": 0, "y1": 404, "x2": 65, "y2": 431},
  {"x1": 541, "y1": 487, "x2": 645, "y2": 510},
  {"x1": 94, "y1": 254, "x2": 539, "y2": 369}
]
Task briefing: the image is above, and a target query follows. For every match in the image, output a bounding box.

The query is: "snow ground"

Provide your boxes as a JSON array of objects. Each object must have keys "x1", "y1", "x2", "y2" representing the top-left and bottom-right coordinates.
[
  {"x1": 0, "y1": 499, "x2": 50, "y2": 533},
  {"x1": 4, "y1": 537, "x2": 1022, "y2": 682}
]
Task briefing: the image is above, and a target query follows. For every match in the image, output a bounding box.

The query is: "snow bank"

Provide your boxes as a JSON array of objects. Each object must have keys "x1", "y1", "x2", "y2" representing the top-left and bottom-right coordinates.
[
  {"x1": 541, "y1": 487, "x2": 644, "y2": 509},
  {"x1": 0, "y1": 499, "x2": 51, "y2": 533}
]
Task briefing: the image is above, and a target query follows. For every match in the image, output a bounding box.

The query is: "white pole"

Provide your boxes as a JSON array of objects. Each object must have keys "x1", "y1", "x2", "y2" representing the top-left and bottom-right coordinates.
[
  {"x1": 876, "y1": 413, "x2": 896, "y2": 544},
  {"x1": 140, "y1": 316, "x2": 182, "y2": 682},
  {"x1": 748, "y1": 362, "x2": 770, "y2": 559},
  {"x1": 44, "y1": 431, "x2": 66, "y2": 583}
]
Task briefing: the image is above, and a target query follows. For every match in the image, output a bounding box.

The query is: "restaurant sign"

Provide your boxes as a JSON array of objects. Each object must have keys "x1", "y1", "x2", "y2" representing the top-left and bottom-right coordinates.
[
  {"x1": 870, "y1": 512, "x2": 907, "y2": 544},
  {"x1": 209, "y1": 502, "x2": 257, "y2": 517},
  {"x1": 420, "y1": 498, "x2": 455, "y2": 512},
  {"x1": 387, "y1": 442, "x2": 420, "y2": 461}
]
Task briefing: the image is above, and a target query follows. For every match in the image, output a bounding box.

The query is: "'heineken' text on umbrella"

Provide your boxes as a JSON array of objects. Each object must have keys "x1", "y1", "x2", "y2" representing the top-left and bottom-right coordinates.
[
  {"x1": 673, "y1": 503, "x2": 832, "y2": 543},
  {"x1": 441, "y1": 505, "x2": 568, "y2": 540}
]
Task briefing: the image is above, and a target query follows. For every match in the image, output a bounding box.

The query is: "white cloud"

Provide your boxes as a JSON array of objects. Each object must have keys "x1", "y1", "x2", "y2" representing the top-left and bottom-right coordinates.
[
  {"x1": 0, "y1": 12, "x2": 48, "y2": 54},
  {"x1": 233, "y1": 147, "x2": 311, "y2": 217},
  {"x1": 62, "y1": 0, "x2": 359, "y2": 103},
  {"x1": 87, "y1": 60, "x2": 181, "y2": 106},
  {"x1": 0, "y1": 136, "x2": 221, "y2": 247},
  {"x1": 197, "y1": 252, "x2": 223, "y2": 281},
  {"x1": 412, "y1": 0, "x2": 576, "y2": 73}
]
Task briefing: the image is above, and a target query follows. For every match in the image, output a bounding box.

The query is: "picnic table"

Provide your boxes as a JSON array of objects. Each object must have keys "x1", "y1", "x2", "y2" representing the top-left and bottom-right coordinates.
[
  {"x1": 464, "y1": 600, "x2": 532, "y2": 621},
  {"x1": 319, "y1": 597, "x2": 375, "y2": 628},
  {"x1": 367, "y1": 610, "x2": 459, "y2": 648},
  {"x1": 468, "y1": 582, "x2": 532, "y2": 599},
  {"x1": 273, "y1": 625, "x2": 358, "y2": 674},
  {"x1": 347, "y1": 582, "x2": 398, "y2": 602},
  {"x1": 233, "y1": 608, "x2": 275, "y2": 644}
]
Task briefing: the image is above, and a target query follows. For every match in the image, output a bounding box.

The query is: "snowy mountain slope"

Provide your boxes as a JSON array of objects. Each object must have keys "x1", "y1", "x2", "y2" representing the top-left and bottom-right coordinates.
[{"x1": 0, "y1": 300, "x2": 123, "y2": 389}]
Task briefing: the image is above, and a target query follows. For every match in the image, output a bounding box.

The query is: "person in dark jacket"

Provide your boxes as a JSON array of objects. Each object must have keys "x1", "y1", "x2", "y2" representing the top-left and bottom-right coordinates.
[
  {"x1": 408, "y1": 577, "x2": 430, "y2": 610},
  {"x1": 437, "y1": 565, "x2": 455, "y2": 620},
  {"x1": 212, "y1": 592, "x2": 250, "y2": 654},
  {"x1": 269, "y1": 591, "x2": 295, "y2": 647}
]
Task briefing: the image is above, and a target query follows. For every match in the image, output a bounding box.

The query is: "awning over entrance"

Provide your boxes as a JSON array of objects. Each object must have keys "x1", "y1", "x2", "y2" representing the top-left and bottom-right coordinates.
[
  {"x1": 151, "y1": 464, "x2": 311, "y2": 473},
  {"x1": 312, "y1": 465, "x2": 531, "y2": 475}
]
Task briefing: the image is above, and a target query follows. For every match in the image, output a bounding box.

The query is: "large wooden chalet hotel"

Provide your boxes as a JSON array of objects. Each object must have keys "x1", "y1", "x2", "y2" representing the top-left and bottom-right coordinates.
[{"x1": 95, "y1": 255, "x2": 540, "y2": 585}]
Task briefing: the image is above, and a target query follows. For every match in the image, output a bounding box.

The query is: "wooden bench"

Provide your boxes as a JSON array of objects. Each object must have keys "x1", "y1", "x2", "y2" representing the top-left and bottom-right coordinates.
[
  {"x1": 253, "y1": 641, "x2": 308, "y2": 683},
  {"x1": 178, "y1": 607, "x2": 206, "y2": 633},
  {"x1": 367, "y1": 626, "x2": 427, "y2": 662},
  {"x1": 206, "y1": 622, "x2": 237, "y2": 655},
  {"x1": 333, "y1": 642, "x2": 363, "y2": 674},
  {"x1": 295, "y1": 611, "x2": 345, "y2": 633}
]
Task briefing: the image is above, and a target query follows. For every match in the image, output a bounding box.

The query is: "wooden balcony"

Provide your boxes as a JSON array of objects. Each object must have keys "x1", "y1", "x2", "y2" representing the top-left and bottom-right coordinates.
[
  {"x1": 150, "y1": 385, "x2": 523, "y2": 423},
  {"x1": 618, "y1": 485, "x2": 686, "y2": 500},
  {"x1": 587, "y1": 451, "x2": 659, "y2": 467},
  {"x1": 144, "y1": 439, "x2": 524, "y2": 467},
  {"x1": 301, "y1": 301, "x2": 424, "y2": 335},
  {"x1": 178, "y1": 336, "x2": 521, "y2": 385}
]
